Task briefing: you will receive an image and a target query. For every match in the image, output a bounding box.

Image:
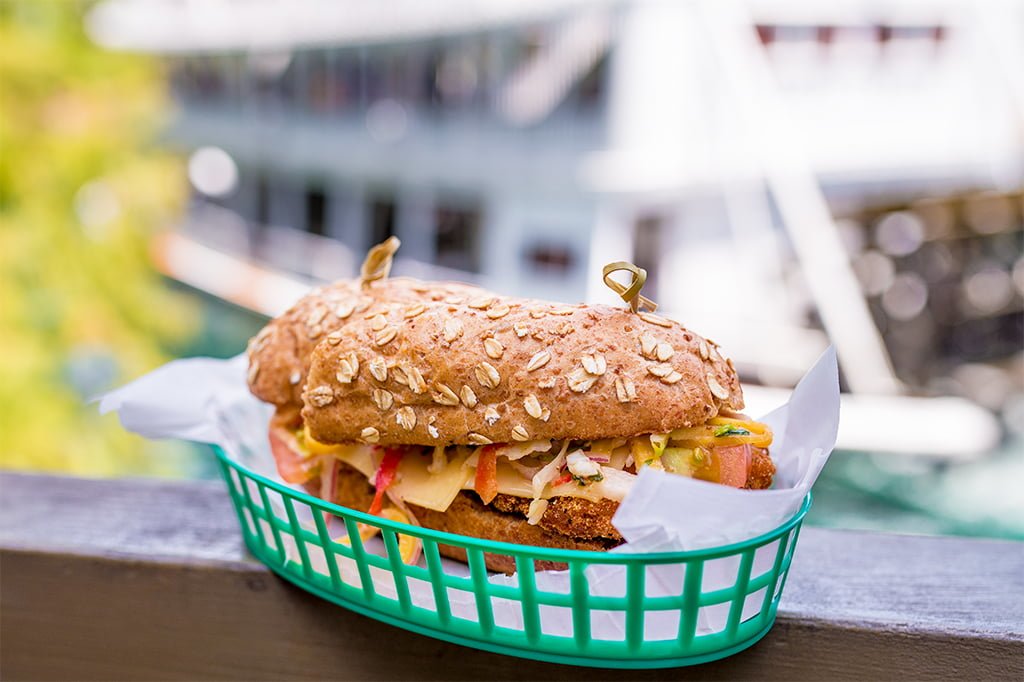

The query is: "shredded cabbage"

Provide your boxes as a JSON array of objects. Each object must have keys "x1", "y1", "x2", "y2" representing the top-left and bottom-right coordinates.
[
  {"x1": 527, "y1": 498, "x2": 549, "y2": 525},
  {"x1": 593, "y1": 467, "x2": 636, "y2": 501},
  {"x1": 531, "y1": 440, "x2": 569, "y2": 499},
  {"x1": 500, "y1": 439, "x2": 552, "y2": 461},
  {"x1": 566, "y1": 450, "x2": 602, "y2": 478},
  {"x1": 427, "y1": 445, "x2": 447, "y2": 474}
]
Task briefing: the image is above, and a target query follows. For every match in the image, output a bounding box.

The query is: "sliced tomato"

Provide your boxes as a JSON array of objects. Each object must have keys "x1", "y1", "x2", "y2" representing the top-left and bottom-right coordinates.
[
  {"x1": 369, "y1": 447, "x2": 404, "y2": 516},
  {"x1": 712, "y1": 444, "x2": 752, "y2": 488},
  {"x1": 269, "y1": 425, "x2": 319, "y2": 484},
  {"x1": 474, "y1": 445, "x2": 499, "y2": 505},
  {"x1": 553, "y1": 472, "x2": 573, "y2": 487}
]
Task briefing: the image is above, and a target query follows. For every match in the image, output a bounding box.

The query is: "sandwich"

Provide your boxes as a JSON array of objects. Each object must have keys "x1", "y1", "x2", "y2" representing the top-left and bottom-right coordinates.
[{"x1": 260, "y1": 279, "x2": 774, "y2": 572}]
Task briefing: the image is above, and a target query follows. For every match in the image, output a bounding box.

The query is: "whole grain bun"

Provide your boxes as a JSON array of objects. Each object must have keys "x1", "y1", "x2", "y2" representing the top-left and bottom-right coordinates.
[
  {"x1": 247, "y1": 277, "x2": 485, "y2": 409},
  {"x1": 302, "y1": 293, "x2": 744, "y2": 446}
]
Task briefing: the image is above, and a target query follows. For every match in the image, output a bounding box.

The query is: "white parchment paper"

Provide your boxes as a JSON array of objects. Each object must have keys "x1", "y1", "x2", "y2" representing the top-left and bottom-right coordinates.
[{"x1": 99, "y1": 346, "x2": 839, "y2": 640}]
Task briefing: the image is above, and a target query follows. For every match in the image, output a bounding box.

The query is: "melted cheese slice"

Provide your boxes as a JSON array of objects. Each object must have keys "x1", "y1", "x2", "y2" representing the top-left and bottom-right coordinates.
[{"x1": 394, "y1": 450, "x2": 473, "y2": 512}]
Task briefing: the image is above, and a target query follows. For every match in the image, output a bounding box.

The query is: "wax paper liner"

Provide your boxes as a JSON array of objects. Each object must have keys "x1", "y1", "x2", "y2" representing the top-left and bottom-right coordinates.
[{"x1": 100, "y1": 346, "x2": 838, "y2": 638}]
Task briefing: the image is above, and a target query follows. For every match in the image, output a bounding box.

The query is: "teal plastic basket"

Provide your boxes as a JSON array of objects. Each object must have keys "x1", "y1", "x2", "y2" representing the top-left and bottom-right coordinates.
[{"x1": 215, "y1": 446, "x2": 809, "y2": 669}]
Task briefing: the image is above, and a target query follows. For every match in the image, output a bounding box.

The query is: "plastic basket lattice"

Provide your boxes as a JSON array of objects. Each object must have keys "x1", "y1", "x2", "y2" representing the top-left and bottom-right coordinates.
[{"x1": 216, "y1": 447, "x2": 809, "y2": 668}]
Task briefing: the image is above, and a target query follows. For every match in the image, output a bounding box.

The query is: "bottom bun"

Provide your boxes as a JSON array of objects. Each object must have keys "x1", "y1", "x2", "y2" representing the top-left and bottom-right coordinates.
[{"x1": 328, "y1": 462, "x2": 619, "y2": 573}]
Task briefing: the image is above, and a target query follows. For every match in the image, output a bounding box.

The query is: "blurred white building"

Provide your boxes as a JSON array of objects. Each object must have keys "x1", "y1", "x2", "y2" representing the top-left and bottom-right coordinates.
[{"x1": 89, "y1": 0, "x2": 1023, "y2": 408}]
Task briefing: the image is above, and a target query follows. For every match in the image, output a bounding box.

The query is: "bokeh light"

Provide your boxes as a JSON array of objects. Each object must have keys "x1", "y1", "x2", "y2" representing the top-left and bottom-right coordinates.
[
  {"x1": 875, "y1": 211, "x2": 925, "y2": 257},
  {"x1": 882, "y1": 272, "x2": 929, "y2": 320},
  {"x1": 74, "y1": 180, "x2": 122, "y2": 240},
  {"x1": 853, "y1": 250, "x2": 895, "y2": 296},
  {"x1": 963, "y1": 265, "x2": 1014, "y2": 315},
  {"x1": 188, "y1": 146, "x2": 239, "y2": 197},
  {"x1": 365, "y1": 99, "x2": 408, "y2": 143}
]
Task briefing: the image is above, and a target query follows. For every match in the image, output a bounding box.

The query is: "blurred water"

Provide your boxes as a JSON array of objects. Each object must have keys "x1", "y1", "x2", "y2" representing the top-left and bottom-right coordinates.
[{"x1": 810, "y1": 440, "x2": 1024, "y2": 541}]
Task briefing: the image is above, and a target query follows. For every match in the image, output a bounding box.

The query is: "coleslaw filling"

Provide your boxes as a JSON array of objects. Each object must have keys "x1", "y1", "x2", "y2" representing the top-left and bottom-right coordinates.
[{"x1": 277, "y1": 414, "x2": 772, "y2": 525}]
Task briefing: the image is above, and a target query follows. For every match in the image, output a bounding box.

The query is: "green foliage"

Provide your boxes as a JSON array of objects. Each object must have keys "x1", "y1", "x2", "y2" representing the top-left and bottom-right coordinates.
[{"x1": 0, "y1": 2, "x2": 200, "y2": 476}]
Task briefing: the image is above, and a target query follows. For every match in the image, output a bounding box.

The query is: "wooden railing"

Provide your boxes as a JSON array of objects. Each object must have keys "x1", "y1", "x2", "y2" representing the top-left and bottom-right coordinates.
[{"x1": 1, "y1": 472, "x2": 1021, "y2": 680}]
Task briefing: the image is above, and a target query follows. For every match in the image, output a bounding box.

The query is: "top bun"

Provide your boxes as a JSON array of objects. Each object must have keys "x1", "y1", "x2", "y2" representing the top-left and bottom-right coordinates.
[
  {"x1": 247, "y1": 277, "x2": 485, "y2": 409},
  {"x1": 301, "y1": 291, "x2": 744, "y2": 446}
]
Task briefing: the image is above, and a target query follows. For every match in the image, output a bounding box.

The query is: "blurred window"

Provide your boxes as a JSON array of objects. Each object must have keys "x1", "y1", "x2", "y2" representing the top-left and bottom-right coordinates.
[
  {"x1": 330, "y1": 49, "x2": 362, "y2": 112},
  {"x1": 251, "y1": 173, "x2": 270, "y2": 255},
  {"x1": 222, "y1": 55, "x2": 245, "y2": 110},
  {"x1": 423, "y1": 47, "x2": 444, "y2": 109},
  {"x1": 369, "y1": 193, "x2": 397, "y2": 246},
  {"x1": 247, "y1": 51, "x2": 294, "y2": 110},
  {"x1": 305, "y1": 187, "x2": 327, "y2": 237},
  {"x1": 634, "y1": 214, "x2": 664, "y2": 297},
  {"x1": 434, "y1": 203, "x2": 481, "y2": 272},
  {"x1": 365, "y1": 49, "x2": 412, "y2": 103},
  {"x1": 255, "y1": 175, "x2": 270, "y2": 226},
  {"x1": 524, "y1": 242, "x2": 575, "y2": 276},
  {"x1": 400, "y1": 44, "x2": 430, "y2": 106},
  {"x1": 306, "y1": 50, "x2": 333, "y2": 114},
  {"x1": 187, "y1": 56, "x2": 225, "y2": 103},
  {"x1": 433, "y1": 42, "x2": 482, "y2": 110},
  {"x1": 168, "y1": 57, "x2": 189, "y2": 101},
  {"x1": 574, "y1": 53, "x2": 608, "y2": 109}
]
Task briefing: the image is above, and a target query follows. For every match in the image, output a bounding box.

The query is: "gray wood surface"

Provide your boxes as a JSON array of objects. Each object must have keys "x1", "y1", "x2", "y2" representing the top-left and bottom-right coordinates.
[{"x1": 1, "y1": 472, "x2": 1021, "y2": 681}]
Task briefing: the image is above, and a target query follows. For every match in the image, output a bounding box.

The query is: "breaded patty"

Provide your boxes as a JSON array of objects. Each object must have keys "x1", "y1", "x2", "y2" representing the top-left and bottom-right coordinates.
[
  {"x1": 489, "y1": 447, "x2": 774, "y2": 543},
  {"x1": 745, "y1": 447, "x2": 776, "y2": 491},
  {"x1": 329, "y1": 462, "x2": 613, "y2": 573}
]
